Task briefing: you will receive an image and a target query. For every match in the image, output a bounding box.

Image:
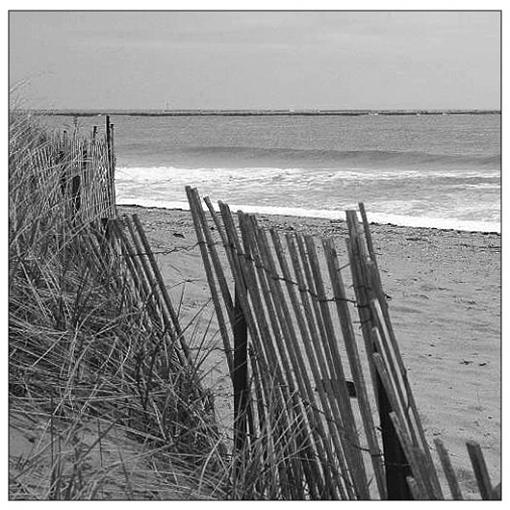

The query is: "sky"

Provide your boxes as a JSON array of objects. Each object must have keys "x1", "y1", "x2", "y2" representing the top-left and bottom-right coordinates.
[{"x1": 9, "y1": 11, "x2": 501, "y2": 110}]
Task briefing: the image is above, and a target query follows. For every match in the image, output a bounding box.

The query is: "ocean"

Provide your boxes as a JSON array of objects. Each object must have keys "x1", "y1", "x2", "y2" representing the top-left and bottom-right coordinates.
[{"x1": 39, "y1": 112, "x2": 501, "y2": 233}]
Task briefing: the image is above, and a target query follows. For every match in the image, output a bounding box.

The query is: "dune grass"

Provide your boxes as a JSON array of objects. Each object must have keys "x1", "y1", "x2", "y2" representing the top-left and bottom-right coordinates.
[{"x1": 8, "y1": 110, "x2": 231, "y2": 500}]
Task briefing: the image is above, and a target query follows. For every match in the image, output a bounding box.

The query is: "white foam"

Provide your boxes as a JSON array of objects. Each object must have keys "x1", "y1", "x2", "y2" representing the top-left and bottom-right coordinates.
[
  {"x1": 116, "y1": 197, "x2": 500, "y2": 234},
  {"x1": 117, "y1": 165, "x2": 500, "y2": 183}
]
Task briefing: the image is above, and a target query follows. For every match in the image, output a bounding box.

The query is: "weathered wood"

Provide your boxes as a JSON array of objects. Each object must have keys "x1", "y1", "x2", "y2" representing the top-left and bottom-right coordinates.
[
  {"x1": 132, "y1": 213, "x2": 192, "y2": 364},
  {"x1": 123, "y1": 215, "x2": 177, "y2": 369},
  {"x1": 249, "y1": 220, "x2": 325, "y2": 499},
  {"x1": 285, "y1": 233, "x2": 349, "y2": 499},
  {"x1": 347, "y1": 209, "x2": 445, "y2": 499},
  {"x1": 406, "y1": 477, "x2": 425, "y2": 500},
  {"x1": 232, "y1": 285, "x2": 249, "y2": 453},
  {"x1": 434, "y1": 438, "x2": 463, "y2": 500},
  {"x1": 271, "y1": 229, "x2": 344, "y2": 499},
  {"x1": 109, "y1": 122, "x2": 117, "y2": 217},
  {"x1": 217, "y1": 204, "x2": 295, "y2": 498},
  {"x1": 186, "y1": 187, "x2": 234, "y2": 376},
  {"x1": 358, "y1": 202, "x2": 377, "y2": 268},
  {"x1": 466, "y1": 441, "x2": 494, "y2": 500},
  {"x1": 292, "y1": 232, "x2": 354, "y2": 498},
  {"x1": 185, "y1": 194, "x2": 499, "y2": 501},
  {"x1": 304, "y1": 235, "x2": 369, "y2": 499},
  {"x1": 239, "y1": 214, "x2": 306, "y2": 499},
  {"x1": 357, "y1": 211, "x2": 440, "y2": 495},
  {"x1": 323, "y1": 237, "x2": 386, "y2": 499},
  {"x1": 345, "y1": 212, "x2": 379, "y2": 407},
  {"x1": 367, "y1": 266, "x2": 443, "y2": 497},
  {"x1": 372, "y1": 352, "x2": 413, "y2": 499}
]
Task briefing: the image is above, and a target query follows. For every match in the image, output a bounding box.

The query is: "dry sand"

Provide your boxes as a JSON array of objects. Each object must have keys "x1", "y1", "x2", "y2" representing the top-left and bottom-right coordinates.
[{"x1": 119, "y1": 204, "x2": 501, "y2": 498}]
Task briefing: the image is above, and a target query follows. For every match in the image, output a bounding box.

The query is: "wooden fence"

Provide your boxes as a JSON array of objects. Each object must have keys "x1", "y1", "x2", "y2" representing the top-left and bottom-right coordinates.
[
  {"x1": 185, "y1": 186, "x2": 500, "y2": 500},
  {"x1": 52, "y1": 117, "x2": 210, "y2": 414},
  {"x1": 49, "y1": 115, "x2": 116, "y2": 226}
]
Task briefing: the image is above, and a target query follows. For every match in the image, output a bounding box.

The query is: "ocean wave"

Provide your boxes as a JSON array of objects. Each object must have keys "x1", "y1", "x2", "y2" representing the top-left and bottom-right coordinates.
[
  {"x1": 117, "y1": 166, "x2": 500, "y2": 184},
  {"x1": 140, "y1": 146, "x2": 500, "y2": 170}
]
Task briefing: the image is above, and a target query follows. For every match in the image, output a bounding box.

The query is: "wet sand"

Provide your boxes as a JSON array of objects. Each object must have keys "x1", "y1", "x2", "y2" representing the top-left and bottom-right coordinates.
[{"x1": 119, "y1": 204, "x2": 501, "y2": 498}]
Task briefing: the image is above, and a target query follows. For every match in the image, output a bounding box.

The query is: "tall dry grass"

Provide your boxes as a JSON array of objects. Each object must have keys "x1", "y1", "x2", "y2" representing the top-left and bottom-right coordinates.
[{"x1": 8, "y1": 110, "x2": 229, "y2": 500}]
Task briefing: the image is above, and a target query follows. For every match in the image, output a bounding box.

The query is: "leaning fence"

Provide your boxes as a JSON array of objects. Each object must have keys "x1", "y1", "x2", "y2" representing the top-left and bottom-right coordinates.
[{"x1": 185, "y1": 185, "x2": 500, "y2": 500}]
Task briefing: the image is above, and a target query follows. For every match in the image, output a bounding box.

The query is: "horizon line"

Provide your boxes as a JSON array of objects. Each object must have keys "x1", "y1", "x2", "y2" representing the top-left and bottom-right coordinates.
[{"x1": 27, "y1": 107, "x2": 501, "y2": 117}]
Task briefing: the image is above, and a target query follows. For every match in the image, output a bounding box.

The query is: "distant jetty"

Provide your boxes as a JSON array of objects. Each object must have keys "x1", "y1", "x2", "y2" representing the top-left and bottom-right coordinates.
[{"x1": 31, "y1": 108, "x2": 501, "y2": 117}]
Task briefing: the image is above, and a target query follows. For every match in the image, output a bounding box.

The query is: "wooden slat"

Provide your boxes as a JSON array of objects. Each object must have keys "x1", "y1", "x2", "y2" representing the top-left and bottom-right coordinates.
[
  {"x1": 406, "y1": 477, "x2": 426, "y2": 500},
  {"x1": 434, "y1": 438, "x2": 463, "y2": 500},
  {"x1": 271, "y1": 229, "x2": 344, "y2": 499},
  {"x1": 217, "y1": 204, "x2": 296, "y2": 499},
  {"x1": 249, "y1": 218, "x2": 328, "y2": 499},
  {"x1": 285, "y1": 233, "x2": 350, "y2": 499},
  {"x1": 123, "y1": 215, "x2": 177, "y2": 366},
  {"x1": 323, "y1": 237, "x2": 387, "y2": 499},
  {"x1": 186, "y1": 187, "x2": 234, "y2": 376},
  {"x1": 239, "y1": 214, "x2": 307, "y2": 499},
  {"x1": 132, "y1": 213, "x2": 192, "y2": 364},
  {"x1": 357, "y1": 212, "x2": 441, "y2": 495},
  {"x1": 296, "y1": 233, "x2": 356, "y2": 498},
  {"x1": 466, "y1": 441, "x2": 494, "y2": 500},
  {"x1": 304, "y1": 235, "x2": 369, "y2": 499}
]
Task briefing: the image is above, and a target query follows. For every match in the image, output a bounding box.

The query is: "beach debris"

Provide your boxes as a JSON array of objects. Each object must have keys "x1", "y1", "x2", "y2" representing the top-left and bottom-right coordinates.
[
  {"x1": 173, "y1": 232, "x2": 185, "y2": 238},
  {"x1": 460, "y1": 360, "x2": 474, "y2": 365}
]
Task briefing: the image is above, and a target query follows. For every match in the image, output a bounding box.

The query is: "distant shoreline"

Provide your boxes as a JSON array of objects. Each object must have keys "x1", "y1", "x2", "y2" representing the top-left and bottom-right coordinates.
[{"x1": 29, "y1": 109, "x2": 501, "y2": 118}]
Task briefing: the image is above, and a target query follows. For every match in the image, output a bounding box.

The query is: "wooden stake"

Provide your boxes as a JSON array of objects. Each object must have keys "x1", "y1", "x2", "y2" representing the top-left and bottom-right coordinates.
[
  {"x1": 286, "y1": 233, "x2": 350, "y2": 499},
  {"x1": 466, "y1": 441, "x2": 494, "y2": 500},
  {"x1": 109, "y1": 122, "x2": 117, "y2": 217},
  {"x1": 434, "y1": 438, "x2": 463, "y2": 500},
  {"x1": 323, "y1": 237, "x2": 387, "y2": 499},
  {"x1": 216, "y1": 203, "x2": 292, "y2": 496},
  {"x1": 123, "y1": 215, "x2": 176, "y2": 369},
  {"x1": 186, "y1": 187, "x2": 234, "y2": 376},
  {"x1": 271, "y1": 229, "x2": 345, "y2": 499},
  {"x1": 250, "y1": 219, "x2": 325, "y2": 499},
  {"x1": 372, "y1": 352, "x2": 414, "y2": 499},
  {"x1": 238, "y1": 213, "x2": 306, "y2": 499},
  {"x1": 291, "y1": 233, "x2": 355, "y2": 499},
  {"x1": 304, "y1": 235, "x2": 369, "y2": 499},
  {"x1": 132, "y1": 213, "x2": 192, "y2": 364},
  {"x1": 232, "y1": 285, "x2": 249, "y2": 455}
]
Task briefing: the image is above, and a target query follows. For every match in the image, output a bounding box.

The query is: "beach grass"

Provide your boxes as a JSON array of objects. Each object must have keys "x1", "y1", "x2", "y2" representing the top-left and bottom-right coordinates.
[{"x1": 8, "y1": 110, "x2": 229, "y2": 500}]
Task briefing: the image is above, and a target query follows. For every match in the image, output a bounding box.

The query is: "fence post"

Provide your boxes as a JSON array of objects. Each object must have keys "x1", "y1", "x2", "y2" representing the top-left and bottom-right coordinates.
[
  {"x1": 98, "y1": 116, "x2": 116, "y2": 256},
  {"x1": 70, "y1": 146, "x2": 87, "y2": 226},
  {"x1": 346, "y1": 210, "x2": 413, "y2": 499},
  {"x1": 109, "y1": 122, "x2": 117, "y2": 217},
  {"x1": 233, "y1": 284, "x2": 249, "y2": 454},
  {"x1": 376, "y1": 370, "x2": 412, "y2": 499}
]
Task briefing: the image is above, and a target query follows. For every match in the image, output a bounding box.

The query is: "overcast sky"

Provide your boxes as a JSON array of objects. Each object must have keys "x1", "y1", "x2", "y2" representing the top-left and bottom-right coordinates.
[{"x1": 9, "y1": 11, "x2": 500, "y2": 110}]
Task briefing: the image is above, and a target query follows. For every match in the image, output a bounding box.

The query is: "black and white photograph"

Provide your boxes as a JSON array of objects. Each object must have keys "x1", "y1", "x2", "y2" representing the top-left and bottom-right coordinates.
[{"x1": 8, "y1": 7, "x2": 502, "y2": 501}]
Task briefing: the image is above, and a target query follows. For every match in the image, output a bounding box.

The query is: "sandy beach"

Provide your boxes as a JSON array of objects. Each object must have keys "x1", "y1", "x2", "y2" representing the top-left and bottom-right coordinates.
[{"x1": 118, "y1": 204, "x2": 501, "y2": 497}]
